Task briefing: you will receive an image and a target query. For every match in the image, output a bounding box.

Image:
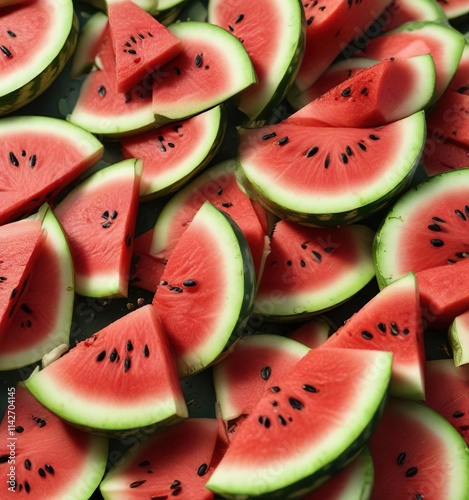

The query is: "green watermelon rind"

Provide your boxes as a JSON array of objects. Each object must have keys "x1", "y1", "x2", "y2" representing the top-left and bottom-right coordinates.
[
  {"x1": 236, "y1": 112, "x2": 426, "y2": 227},
  {"x1": 208, "y1": 0, "x2": 306, "y2": 126},
  {"x1": 449, "y1": 314, "x2": 469, "y2": 367},
  {"x1": 0, "y1": 205, "x2": 74, "y2": 371},
  {"x1": 0, "y1": 11, "x2": 78, "y2": 116}
]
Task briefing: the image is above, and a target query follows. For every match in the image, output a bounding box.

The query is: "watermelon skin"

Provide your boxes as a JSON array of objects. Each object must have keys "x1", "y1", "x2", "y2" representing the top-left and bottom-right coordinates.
[
  {"x1": 450, "y1": 309, "x2": 469, "y2": 366},
  {"x1": 100, "y1": 418, "x2": 219, "y2": 499},
  {"x1": 370, "y1": 398, "x2": 469, "y2": 500},
  {"x1": 24, "y1": 304, "x2": 188, "y2": 435},
  {"x1": 0, "y1": 116, "x2": 103, "y2": 226},
  {"x1": 107, "y1": 0, "x2": 183, "y2": 93},
  {"x1": 206, "y1": 348, "x2": 392, "y2": 498},
  {"x1": 324, "y1": 273, "x2": 425, "y2": 400},
  {"x1": 0, "y1": 384, "x2": 108, "y2": 499}
]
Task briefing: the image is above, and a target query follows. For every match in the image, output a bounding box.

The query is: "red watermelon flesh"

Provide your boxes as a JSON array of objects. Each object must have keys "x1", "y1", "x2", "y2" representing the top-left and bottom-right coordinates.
[
  {"x1": 100, "y1": 418, "x2": 219, "y2": 499},
  {"x1": 133, "y1": 228, "x2": 154, "y2": 253},
  {"x1": 129, "y1": 251, "x2": 166, "y2": 293},
  {"x1": 422, "y1": 129, "x2": 469, "y2": 177},
  {"x1": 287, "y1": 55, "x2": 435, "y2": 128},
  {"x1": 0, "y1": 218, "x2": 44, "y2": 341},
  {"x1": 0, "y1": 116, "x2": 103, "y2": 225},
  {"x1": 54, "y1": 159, "x2": 141, "y2": 299},
  {"x1": 289, "y1": 316, "x2": 333, "y2": 349},
  {"x1": 212, "y1": 334, "x2": 309, "y2": 422},
  {"x1": 369, "y1": 398, "x2": 469, "y2": 499},
  {"x1": 24, "y1": 304, "x2": 188, "y2": 434},
  {"x1": 425, "y1": 359, "x2": 469, "y2": 445},
  {"x1": 294, "y1": 0, "x2": 391, "y2": 92},
  {"x1": 449, "y1": 44, "x2": 469, "y2": 95},
  {"x1": 0, "y1": 385, "x2": 108, "y2": 498},
  {"x1": 107, "y1": 0, "x2": 182, "y2": 92},
  {"x1": 324, "y1": 273, "x2": 425, "y2": 400}
]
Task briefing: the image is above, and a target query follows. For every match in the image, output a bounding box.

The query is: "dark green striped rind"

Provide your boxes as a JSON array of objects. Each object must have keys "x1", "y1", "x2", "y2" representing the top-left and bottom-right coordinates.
[{"x1": 0, "y1": 14, "x2": 78, "y2": 116}]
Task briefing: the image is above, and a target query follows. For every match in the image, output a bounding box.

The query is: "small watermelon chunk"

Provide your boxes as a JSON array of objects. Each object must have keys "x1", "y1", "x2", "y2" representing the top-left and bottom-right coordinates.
[
  {"x1": 425, "y1": 359, "x2": 469, "y2": 445},
  {"x1": 153, "y1": 202, "x2": 256, "y2": 377},
  {"x1": 107, "y1": 0, "x2": 182, "y2": 92},
  {"x1": 24, "y1": 304, "x2": 188, "y2": 435},
  {"x1": 0, "y1": 218, "x2": 44, "y2": 341},
  {"x1": 324, "y1": 273, "x2": 425, "y2": 400},
  {"x1": 287, "y1": 55, "x2": 435, "y2": 128},
  {"x1": 0, "y1": 384, "x2": 108, "y2": 498},
  {"x1": 100, "y1": 418, "x2": 219, "y2": 499},
  {"x1": 289, "y1": 316, "x2": 333, "y2": 349},
  {"x1": 450, "y1": 310, "x2": 469, "y2": 366},
  {"x1": 255, "y1": 221, "x2": 376, "y2": 320},
  {"x1": 206, "y1": 348, "x2": 392, "y2": 498},
  {"x1": 370, "y1": 398, "x2": 469, "y2": 499},
  {"x1": 54, "y1": 159, "x2": 141, "y2": 298}
]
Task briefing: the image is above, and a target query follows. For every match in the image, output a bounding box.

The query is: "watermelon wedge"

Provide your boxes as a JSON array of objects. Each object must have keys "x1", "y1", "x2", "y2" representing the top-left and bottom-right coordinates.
[
  {"x1": 0, "y1": 116, "x2": 103, "y2": 225},
  {"x1": 0, "y1": 384, "x2": 108, "y2": 498},
  {"x1": 107, "y1": 0, "x2": 183, "y2": 92},
  {"x1": 422, "y1": 129, "x2": 469, "y2": 176},
  {"x1": 381, "y1": 0, "x2": 447, "y2": 32},
  {"x1": 450, "y1": 309, "x2": 469, "y2": 366},
  {"x1": 54, "y1": 159, "x2": 141, "y2": 298},
  {"x1": 0, "y1": 218, "x2": 44, "y2": 341},
  {"x1": 324, "y1": 273, "x2": 425, "y2": 400},
  {"x1": 24, "y1": 305, "x2": 188, "y2": 435},
  {"x1": 0, "y1": 205, "x2": 74, "y2": 371},
  {"x1": 206, "y1": 348, "x2": 392, "y2": 498},
  {"x1": 153, "y1": 202, "x2": 256, "y2": 377}
]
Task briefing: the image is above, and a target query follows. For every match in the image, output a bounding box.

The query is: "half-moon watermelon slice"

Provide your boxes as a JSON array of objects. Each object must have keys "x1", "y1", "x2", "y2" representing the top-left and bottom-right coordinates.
[
  {"x1": 381, "y1": 0, "x2": 447, "y2": 33},
  {"x1": 0, "y1": 115, "x2": 103, "y2": 225},
  {"x1": 24, "y1": 304, "x2": 188, "y2": 435}
]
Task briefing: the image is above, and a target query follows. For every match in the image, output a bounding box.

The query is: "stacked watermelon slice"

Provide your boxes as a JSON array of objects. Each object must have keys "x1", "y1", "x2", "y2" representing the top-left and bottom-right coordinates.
[{"x1": 1, "y1": 0, "x2": 469, "y2": 498}]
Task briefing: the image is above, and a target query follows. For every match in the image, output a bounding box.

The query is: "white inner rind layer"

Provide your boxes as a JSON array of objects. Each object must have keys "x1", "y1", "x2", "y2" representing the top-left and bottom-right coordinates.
[
  {"x1": 0, "y1": 0, "x2": 74, "y2": 97},
  {"x1": 241, "y1": 111, "x2": 426, "y2": 217}
]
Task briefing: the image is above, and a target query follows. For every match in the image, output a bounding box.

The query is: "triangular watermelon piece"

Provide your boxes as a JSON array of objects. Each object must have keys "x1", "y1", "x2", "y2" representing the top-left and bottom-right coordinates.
[
  {"x1": 107, "y1": 0, "x2": 182, "y2": 92},
  {"x1": 24, "y1": 304, "x2": 188, "y2": 435},
  {"x1": 324, "y1": 273, "x2": 425, "y2": 400},
  {"x1": 0, "y1": 218, "x2": 44, "y2": 341}
]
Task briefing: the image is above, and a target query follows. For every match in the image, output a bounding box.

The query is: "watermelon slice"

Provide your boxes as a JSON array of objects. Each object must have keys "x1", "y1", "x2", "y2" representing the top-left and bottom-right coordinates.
[
  {"x1": 107, "y1": 0, "x2": 183, "y2": 92},
  {"x1": 151, "y1": 21, "x2": 256, "y2": 124},
  {"x1": 120, "y1": 105, "x2": 226, "y2": 199},
  {"x1": 422, "y1": 129, "x2": 469, "y2": 176},
  {"x1": 437, "y1": 0, "x2": 469, "y2": 20},
  {"x1": 449, "y1": 42, "x2": 469, "y2": 94},
  {"x1": 100, "y1": 418, "x2": 219, "y2": 499},
  {"x1": 213, "y1": 334, "x2": 309, "y2": 422},
  {"x1": 450, "y1": 309, "x2": 469, "y2": 366},
  {"x1": 237, "y1": 112, "x2": 426, "y2": 226},
  {"x1": 370, "y1": 398, "x2": 469, "y2": 499},
  {"x1": 0, "y1": 115, "x2": 103, "y2": 225},
  {"x1": 208, "y1": 0, "x2": 305, "y2": 123},
  {"x1": 374, "y1": 168, "x2": 469, "y2": 288},
  {"x1": 54, "y1": 159, "x2": 141, "y2": 298},
  {"x1": 206, "y1": 348, "x2": 392, "y2": 498},
  {"x1": 381, "y1": 0, "x2": 447, "y2": 33},
  {"x1": 0, "y1": 218, "x2": 44, "y2": 341},
  {"x1": 324, "y1": 273, "x2": 425, "y2": 400},
  {"x1": 254, "y1": 221, "x2": 376, "y2": 320},
  {"x1": 425, "y1": 358, "x2": 469, "y2": 445},
  {"x1": 287, "y1": 55, "x2": 435, "y2": 128},
  {"x1": 0, "y1": 205, "x2": 74, "y2": 371},
  {"x1": 0, "y1": 0, "x2": 77, "y2": 115},
  {"x1": 289, "y1": 316, "x2": 333, "y2": 349},
  {"x1": 0, "y1": 384, "x2": 108, "y2": 498},
  {"x1": 24, "y1": 305, "x2": 188, "y2": 435}
]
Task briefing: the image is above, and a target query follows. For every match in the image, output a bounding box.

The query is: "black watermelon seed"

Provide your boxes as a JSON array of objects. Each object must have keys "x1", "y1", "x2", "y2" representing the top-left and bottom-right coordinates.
[
  {"x1": 324, "y1": 247, "x2": 334, "y2": 253},
  {"x1": 358, "y1": 142, "x2": 366, "y2": 151},
  {"x1": 346, "y1": 145, "x2": 353, "y2": 156},
  {"x1": 415, "y1": 494, "x2": 424, "y2": 500},
  {"x1": 397, "y1": 452, "x2": 406, "y2": 465},
  {"x1": 111, "y1": 210, "x2": 118, "y2": 219},
  {"x1": 20, "y1": 303, "x2": 32, "y2": 314},
  {"x1": 405, "y1": 467, "x2": 418, "y2": 477},
  {"x1": 172, "y1": 489, "x2": 182, "y2": 496},
  {"x1": 390, "y1": 322, "x2": 399, "y2": 335},
  {"x1": 138, "y1": 33, "x2": 145, "y2": 39},
  {"x1": 277, "y1": 136, "x2": 289, "y2": 146},
  {"x1": 7, "y1": 30, "x2": 16, "y2": 37},
  {"x1": 160, "y1": 280, "x2": 168, "y2": 286},
  {"x1": 312, "y1": 250, "x2": 322, "y2": 261},
  {"x1": 278, "y1": 415, "x2": 287, "y2": 426},
  {"x1": 124, "y1": 357, "x2": 131, "y2": 372},
  {"x1": 170, "y1": 480, "x2": 181, "y2": 488},
  {"x1": 453, "y1": 411, "x2": 465, "y2": 418},
  {"x1": 125, "y1": 41, "x2": 131, "y2": 47},
  {"x1": 262, "y1": 132, "x2": 276, "y2": 140},
  {"x1": 228, "y1": 24, "x2": 234, "y2": 31},
  {"x1": 25, "y1": 459, "x2": 32, "y2": 469},
  {"x1": 197, "y1": 463, "x2": 208, "y2": 476},
  {"x1": 263, "y1": 417, "x2": 271, "y2": 428},
  {"x1": 130, "y1": 35, "x2": 137, "y2": 43},
  {"x1": 126, "y1": 340, "x2": 133, "y2": 352},
  {"x1": 455, "y1": 209, "x2": 466, "y2": 221},
  {"x1": 286, "y1": 260, "x2": 292, "y2": 266},
  {"x1": 0, "y1": 277, "x2": 6, "y2": 282},
  {"x1": 1, "y1": 45, "x2": 12, "y2": 57},
  {"x1": 170, "y1": 286, "x2": 183, "y2": 293},
  {"x1": 9, "y1": 152, "x2": 19, "y2": 166},
  {"x1": 217, "y1": 187, "x2": 223, "y2": 195},
  {"x1": 0, "y1": 455, "x2": 9, "y2": 463},
  {"x1": 101, "y1": 211, "x2": 109, "y2": 219},
  {"x1": 369, "y1": 134, "x2": 380, "y2": 140},
  {"x1": 195, "y1": 53, "x2": 203, "y2": 67},
  {"x1": 341, "y1": 87, "x2": 351, "y2": 97},
  {"x1": 465, "y1": 205, "x2": 469, "y2": 217},
  {"x1": 340, "y1": 153, "x2": 348, "y2": 164},
  {"x1": 143, "y1": 344, "x2": 150, "y2": 357},
  {"x1": 271, "y1": 401, "x2": 278, "y2": 406},
  {"x1": 300, "y1": 259, "x2": 306, "y2": 267},
  {"x1": 457, "y1": 85, "x2": 469, "y2": 94},
  {"x1": 324, "y1": 153, "x2": 330, "y2": 169},
  {"x1": 432, "y1": 216, "x2": 446, "y2": 223},
  {"x1": 234, "y1": 13, "x2": 244, "y2": 23},
  {"x1": 430, "y1": 239, "x2": 444, "y2": 247},
  {"x1": 126, "y1": 234, "x2": 131, "y2": 247},
  {"x1": 183, "y1": 279, "x2": 197, "y2": 287},
  {"x1": 168, "y1": 142, "x2": 175, "y2": 148},
  {"x1": 125, "y1": 93, "x2": 131, "y2": 103},
  {"x1": 110, "y1": 348, "x2": 118, "y2": 362},
  {"x1": 301, "y1": 242, "x2": 308, "y2": 249},
  {"x1": 96, "y1": 350, "x2": 106, "y2": 362},
  {"x1": 361, "y1": 87, "x2": 368, "y2": 95},
  {"x1": 456, "y1": 252, "x2": 469, "y2": 259},
  {"x1": 260, "y1": 365, "x2": 271, "y2": 380},
  {"x1": 29, "y1": 155, "x2": 37, "y2": 168},
  {"x1": 428, "y1": 224, "x2": 442, "y2": 232},
  {"x1": 38, "y1": 468, "x2": 46, "y2": 477},
  {"x1": 270, "y1": 386, "x2": 281, "y2": 393},
  {"x1": 403, "y1": 328, "x2": 410, "y2": 335},
  {"x1": 303, "y1": 384, "x2": 318, "y2": 393},
  {"x1": 305, "y1": 146, "x2": 319, "y2": 157},
  {"x1": 15, "y1": 426, "x2": 24, "y2": 433},
  {"x1": 130, "y1": 480, "x2": 146, "y2": 488},
  {"x1": 377, "y1": 322, "x2": 386, "y2": 333},
  {"x1": 139, "y1": 460, "x2": 151, "y2": 467},
  {"x1": 45, "y1": 464, "x2": 54, "y2": 474},
  {"x1": 307, "y1": 16, "x2": 314, "y2": 25},
  {"x1": 102, "y1": 221, "x2": 111, "y2": 228},
  {"x1": 361, "y1": 331, "x2": 373, "y2": 340},
  {"x1": 24, "y1": 481, "x2": 30, "y2": 493},
  {"x1": 97, "y1": 85, "x2": 106, "y2": 97},
  {"x1": 319, "y1": 5, "x2": 325, "y2": 10},
  {"x1": 289, "y1": 397, "x2": 304, "y2": 410},
  {"x1": 221, "y1": 202, "x2": 233, "y2": 208},
  {"x1": 38, "y1": 419, "x2": 46, "y2": 428},
  {"x1": 174, "y1": 67, "x2": 181, "y2": 75}
]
